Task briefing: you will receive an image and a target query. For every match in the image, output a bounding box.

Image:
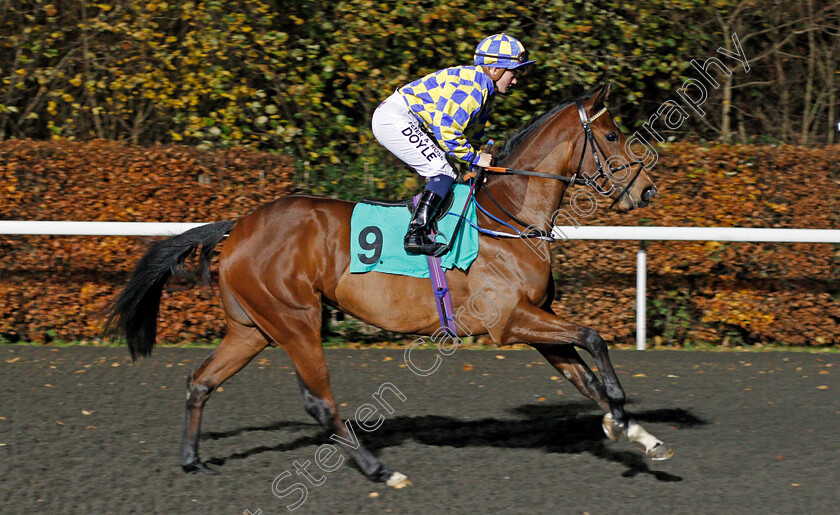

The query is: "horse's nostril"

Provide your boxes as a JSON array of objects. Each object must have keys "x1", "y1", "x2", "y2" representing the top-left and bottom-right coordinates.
[{"x1": 641, "y1": 187, "x2": 655, "y2": 202}]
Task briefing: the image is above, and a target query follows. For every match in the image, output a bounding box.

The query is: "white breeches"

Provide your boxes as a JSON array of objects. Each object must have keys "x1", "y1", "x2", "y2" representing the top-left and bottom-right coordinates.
[{"x1": 371, "y1": 92, "x2": 457, "y2": 180}]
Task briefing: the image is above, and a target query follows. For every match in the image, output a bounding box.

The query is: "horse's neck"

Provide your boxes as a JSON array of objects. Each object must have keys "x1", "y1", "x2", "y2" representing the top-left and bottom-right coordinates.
[
  {"x1": 485, "y1": 121, "x2": 578, "y2": 232},
  {"x1": 482, "y1": 173, "x2": 567, "y2": 232}
]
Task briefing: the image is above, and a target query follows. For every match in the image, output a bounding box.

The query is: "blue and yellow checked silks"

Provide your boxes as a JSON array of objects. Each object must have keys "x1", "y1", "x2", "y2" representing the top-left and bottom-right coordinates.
[
  {"x1": 474, "y1": 34, "x2": 518, "y2": 67},
  {"x1": 349, "y1": 184, "x2": 479, "y2": 278},
  {"x1": 397, "y1": 66, "x2": 494, "y2": 165},
  {"x1": 473, "y1": 33, "x2": 536, "y2": 69}
]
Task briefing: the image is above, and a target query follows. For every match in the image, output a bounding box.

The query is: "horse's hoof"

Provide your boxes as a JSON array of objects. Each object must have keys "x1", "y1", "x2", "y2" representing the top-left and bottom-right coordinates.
[
  {"x1": 182, "y1": 461, "x2": 220, "y2": 475},
  {"x1": 602, "y1": 413, "x2": 624, "y2": 442},
  {"x1": 646, "y1": 442, "x2": 675, "y2": 461},
  {"x1": 386, "y1": 471, "x2": 412, "y2": 489}
]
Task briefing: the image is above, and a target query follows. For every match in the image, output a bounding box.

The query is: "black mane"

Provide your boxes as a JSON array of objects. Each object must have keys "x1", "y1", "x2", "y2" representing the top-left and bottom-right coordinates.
[{"x1": 495, "y1": 91, "x2": 595, "y2": 164}]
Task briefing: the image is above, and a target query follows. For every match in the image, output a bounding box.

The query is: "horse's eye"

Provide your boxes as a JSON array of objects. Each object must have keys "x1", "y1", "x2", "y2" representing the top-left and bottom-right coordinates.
[{"x1": 606, "y1": 132, "x2": 618, "y2": 142}]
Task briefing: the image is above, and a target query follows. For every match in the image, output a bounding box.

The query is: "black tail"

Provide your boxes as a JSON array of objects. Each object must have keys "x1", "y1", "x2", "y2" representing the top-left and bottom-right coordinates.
[{"x1": 105, "y1": 220, "x2": 236, "y2": 360}]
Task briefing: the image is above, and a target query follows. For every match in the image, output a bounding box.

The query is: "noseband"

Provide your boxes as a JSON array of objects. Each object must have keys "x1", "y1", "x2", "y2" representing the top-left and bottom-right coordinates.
[{"x1": 478, "y1": 101, "x2": 648, "y2": 238}]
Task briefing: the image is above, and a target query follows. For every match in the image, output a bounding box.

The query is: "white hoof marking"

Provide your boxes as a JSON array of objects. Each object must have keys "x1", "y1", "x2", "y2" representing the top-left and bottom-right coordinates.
[
  {"x1": 387, "y1": 472, "x2": 411, "y2": 489},
  {"x1": 627, "y1": 422, "x2": 663, "y2": 453}
]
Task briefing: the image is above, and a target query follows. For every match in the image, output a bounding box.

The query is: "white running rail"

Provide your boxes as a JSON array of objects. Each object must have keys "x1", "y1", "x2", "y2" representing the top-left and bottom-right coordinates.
[
  {"x1": 552, "y1": 226, "x2": 840, "y2": 349},
  {"x1": 3, "y1": 222, "x2": 839, "y2": 350},
  {"x1": 0, "y1": 221, "x2": 210, "y2": 236}
]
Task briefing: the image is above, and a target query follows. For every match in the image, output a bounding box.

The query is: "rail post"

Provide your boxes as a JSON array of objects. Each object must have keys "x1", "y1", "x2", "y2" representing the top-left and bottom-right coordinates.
[{"x1": 636, "y1": 240, "x2": 647, "y2": 350}]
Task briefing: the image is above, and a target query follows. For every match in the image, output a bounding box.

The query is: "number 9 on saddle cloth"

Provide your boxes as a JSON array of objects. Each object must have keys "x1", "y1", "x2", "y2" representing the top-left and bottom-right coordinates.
[{"x1": 349, "y1": 183, "x2": 479, "y2": 278}]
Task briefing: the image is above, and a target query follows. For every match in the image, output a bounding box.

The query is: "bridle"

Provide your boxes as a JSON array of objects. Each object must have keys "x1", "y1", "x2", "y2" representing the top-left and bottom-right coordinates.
[
  {"x1": 573, "y1": 101, "x2": 647, "y2": 209},
  {"x1": 476, "y1": 100, "x2": 648, "y2": 238}
]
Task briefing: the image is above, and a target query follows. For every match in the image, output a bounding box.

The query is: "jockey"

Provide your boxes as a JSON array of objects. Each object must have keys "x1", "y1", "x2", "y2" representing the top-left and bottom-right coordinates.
[{"x1": 372, "y1": 33, "x2": 536, "y2": 256}]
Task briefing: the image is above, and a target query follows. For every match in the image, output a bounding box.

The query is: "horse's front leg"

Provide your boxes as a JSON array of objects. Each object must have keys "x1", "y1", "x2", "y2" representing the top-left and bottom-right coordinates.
[
  {"x1": 531, "y1": 343, "x2": 610, "y2": 412},
  {"x1": 502, "y1": 300, "x2": 674, "y2": 460}
]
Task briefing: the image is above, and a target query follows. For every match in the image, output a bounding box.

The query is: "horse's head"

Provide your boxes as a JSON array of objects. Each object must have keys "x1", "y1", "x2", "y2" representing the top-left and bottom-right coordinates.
[{"x1": 574, "y1": 82, "x2": 658, "y2": 211}]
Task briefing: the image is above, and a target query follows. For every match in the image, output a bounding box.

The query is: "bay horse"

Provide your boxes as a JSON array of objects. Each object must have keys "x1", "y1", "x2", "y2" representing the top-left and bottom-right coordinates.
[{"x1": 107, "y1": 82, "x2": 672, "y2": 488}]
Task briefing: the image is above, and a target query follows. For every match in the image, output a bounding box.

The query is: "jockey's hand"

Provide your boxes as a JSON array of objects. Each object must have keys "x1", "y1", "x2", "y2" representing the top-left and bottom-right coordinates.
[{"x1": 475, "y1": 152, "x2": 493, "y2": 168}]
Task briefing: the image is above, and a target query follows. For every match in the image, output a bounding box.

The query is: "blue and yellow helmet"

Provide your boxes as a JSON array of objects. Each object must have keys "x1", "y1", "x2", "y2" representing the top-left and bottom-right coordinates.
[{"x1": 474, "y1": 33, "x2": 536, "y2": 70}]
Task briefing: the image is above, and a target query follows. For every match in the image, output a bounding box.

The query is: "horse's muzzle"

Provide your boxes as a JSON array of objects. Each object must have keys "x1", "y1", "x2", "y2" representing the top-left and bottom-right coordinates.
[{"x1": 640, "y1": 186, "x2": 657, "y2": 206}]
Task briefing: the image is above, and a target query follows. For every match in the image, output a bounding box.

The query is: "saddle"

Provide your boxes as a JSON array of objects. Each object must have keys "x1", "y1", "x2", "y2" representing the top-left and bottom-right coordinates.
[
  {"x1": 349, "y1": 184, "x2": 478, "y2": 278},
  {"x1": 352, "y1": 185, "x2": 477, "y2": 338},
  {"x1": 359, "y1": 189, "x2": 455, "y2": 225}
]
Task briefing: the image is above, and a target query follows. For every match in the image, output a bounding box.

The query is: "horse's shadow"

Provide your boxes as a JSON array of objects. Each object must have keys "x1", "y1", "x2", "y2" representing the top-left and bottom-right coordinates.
[{"x1": 204, "y1": 402, "x2": 706, "y2": 482}]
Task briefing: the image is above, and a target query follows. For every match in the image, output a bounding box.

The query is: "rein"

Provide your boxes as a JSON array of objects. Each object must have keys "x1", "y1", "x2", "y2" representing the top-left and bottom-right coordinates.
[{"x1": 470, "y1": 100, "x2": 647, "y2": 239}]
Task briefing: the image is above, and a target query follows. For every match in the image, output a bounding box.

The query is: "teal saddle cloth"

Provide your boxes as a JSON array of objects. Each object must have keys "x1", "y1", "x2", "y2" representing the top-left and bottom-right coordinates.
[{"x1": 349, "y1": 183, "x2": 479, "y2": 278}]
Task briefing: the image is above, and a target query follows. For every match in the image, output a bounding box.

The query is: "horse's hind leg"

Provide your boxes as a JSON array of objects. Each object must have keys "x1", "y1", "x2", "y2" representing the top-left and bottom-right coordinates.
[
  {"x1": 181, "y1": 319, "x2": 269, "y2": 474},
  {"x1": 255, "y1": 301, "x2": 410, "y2": 488},
  {"x1": 283, "y1": 337, "x2": 411, "y2": 488}
]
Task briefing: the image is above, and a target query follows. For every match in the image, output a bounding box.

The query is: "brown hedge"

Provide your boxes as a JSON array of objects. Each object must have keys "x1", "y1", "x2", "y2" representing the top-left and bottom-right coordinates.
[
  {"x1": 1, "y1": 140, "x2": 838, "y2": 347},
  {"x1": 549, "y1": 142, "x2": 840, "y2": 347},
  {"x1": 0, "y1": 139, "x2": 294, "y2": 344}
]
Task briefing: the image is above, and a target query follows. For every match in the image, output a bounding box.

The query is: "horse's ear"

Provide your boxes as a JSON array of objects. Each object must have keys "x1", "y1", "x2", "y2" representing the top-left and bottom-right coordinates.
[{"x1": 591, "y1": 80, "x2": 612, "y2": 107}]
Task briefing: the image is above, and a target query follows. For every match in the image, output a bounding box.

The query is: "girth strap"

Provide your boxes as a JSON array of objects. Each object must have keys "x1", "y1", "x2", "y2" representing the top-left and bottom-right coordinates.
[{"x1": 412, "y1": 194, "x2": 459, "y2": 337}]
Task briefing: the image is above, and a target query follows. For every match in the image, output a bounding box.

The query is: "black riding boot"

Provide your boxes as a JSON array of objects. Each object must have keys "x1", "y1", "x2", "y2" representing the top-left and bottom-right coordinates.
[{"x1": 404, "y1": 189, "x2": 445, "y2": 255}]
